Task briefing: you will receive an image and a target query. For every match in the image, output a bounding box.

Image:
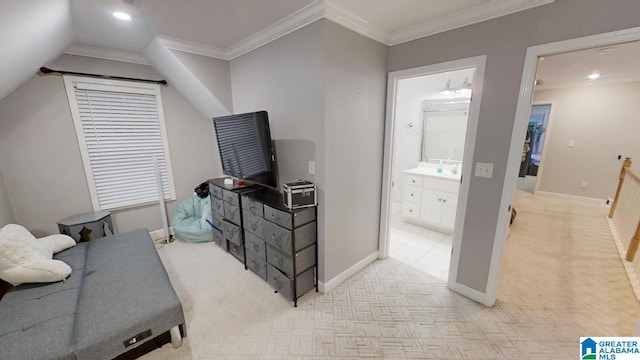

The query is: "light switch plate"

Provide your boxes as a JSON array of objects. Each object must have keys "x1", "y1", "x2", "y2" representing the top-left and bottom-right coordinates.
[
  {"x1": 308, "y1": 161, "x2": 315, "y2": 175},
  {"x1": 568, "y1": 140, "x2": 576, "y2": 148},
  {"x1": 475, "y1": 162, "x2": 494, "y2": 178}
]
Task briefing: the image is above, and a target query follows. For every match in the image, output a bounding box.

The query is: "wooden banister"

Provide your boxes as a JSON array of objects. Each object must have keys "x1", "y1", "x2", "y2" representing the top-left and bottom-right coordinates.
[
  {"x1": 609, "y1": 157, "x2": 632, "y2": 218},
  {"x1": 627, "y1": 222, "x2": 640, "y2": 261}
]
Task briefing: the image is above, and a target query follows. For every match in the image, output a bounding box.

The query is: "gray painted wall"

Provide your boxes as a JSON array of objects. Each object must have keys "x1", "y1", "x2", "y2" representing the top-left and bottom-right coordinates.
[
  {"x1": 230, "y1": 19, "x2": 387, "y2": 284},
  {"x1": 230, "y1": 20, "x2": 326, "y2": 279},
  {"x1": 0, "y1": 169, "x2": 14, "y2": 227},
  {"x1": 388, "y1": 0, "x2": 640, "y2": 293},
  {"x1": 0, "y1": 54, "x2": 219, "y2": 236},
  {"x1": 534, "y1": 82, "x2": 640, "y2": 200},
  {"x1": 323, "y1": 20, "x2": 387, "y2": 281}
]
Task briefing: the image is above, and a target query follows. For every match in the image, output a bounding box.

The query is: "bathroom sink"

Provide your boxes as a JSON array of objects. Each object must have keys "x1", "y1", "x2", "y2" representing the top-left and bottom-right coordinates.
[{"x1": 405, "y1": 167, "x2": 461, "y2": 181}]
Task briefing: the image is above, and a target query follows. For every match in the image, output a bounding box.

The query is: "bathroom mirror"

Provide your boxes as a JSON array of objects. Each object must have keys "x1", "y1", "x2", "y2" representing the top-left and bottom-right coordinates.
[{"x1": 421, "y1": 99, "x2": 470, "y2": 162}]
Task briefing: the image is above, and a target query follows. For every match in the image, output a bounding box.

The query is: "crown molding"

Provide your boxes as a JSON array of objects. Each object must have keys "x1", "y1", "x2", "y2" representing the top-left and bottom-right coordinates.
[
  {"x1": 76, "y1": 0, "x2": 554, "y2": 63},
  {"x1": 158, "y1": 36, "x2": 228, "y2": 60},
  {"x1": 536, "y1": 77, "x2": 640, "y2": 91},
  {"x1": 225, "y1": 0, "x2": 325, "y2": 60},
  {"x1": 389, "y1": 0, "x2": 556, "y2": 46},
  {"x1": 64, "y1": 44, "x2": 150, "y2": 65},
  {"x1": 324, "y1": 1, "x2": 389, "y2": 45}
]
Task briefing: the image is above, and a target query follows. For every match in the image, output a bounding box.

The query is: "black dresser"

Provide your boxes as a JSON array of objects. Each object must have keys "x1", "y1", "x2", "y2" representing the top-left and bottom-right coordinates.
[{"x1": 208, "y1": 178, "x2": 317, "y2": 306}]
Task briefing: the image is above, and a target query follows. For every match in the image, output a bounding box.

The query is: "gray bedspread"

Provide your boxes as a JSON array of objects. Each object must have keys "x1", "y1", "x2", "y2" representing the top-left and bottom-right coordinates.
[{"x1": 0, "y1": 229, "x2": 185, "y2": 360}]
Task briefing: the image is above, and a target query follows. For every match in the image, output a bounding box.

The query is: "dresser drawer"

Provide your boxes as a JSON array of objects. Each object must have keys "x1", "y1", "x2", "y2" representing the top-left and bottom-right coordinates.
[
  {"x1": 404, "y1": 185, "x2": 422, "y2": 204},
  {"x1": 246, "y1": 251, "x2": 267, "y2": 280},
  {"x1": 242, "y1": 211, "x2": 264, "y2": 237},
  {"x1": 405, "y1": 174, "x2": 423, "y2": 187},
  {"x1": 212, "y1": 211, "x2": 224, "y2": 231},
  {"x1": 267, "y1": 243, "x2": 315, "y2": 277},
  {"x1": 403, "y1": 202, "x2": 420, "y2": 219},
  {"x1": 209, "y1": 183, "x2": 223, "y2": 199},
  {"x1": 212, "y1": 196, "x2": 224, "y2": 216},
  {"x1": 212, "y1": 227, "x2": 227, "y2": 250},
  {"x1": 224, "y1": 202, "x2": 241, "y2": 225},
  {"x1": 267, "y1": 263, "x2": 315, "y2": 301},
  {"x1": 241, "y1": 195, "x2": 264, "y2": 217},
  {"x1": 244, "y1": 230, "x2": 266, "y2": 258},
  {"x1": 222, "y1": 220, "x2": 242, "y2": 246},
  {"x1": 264, "y1": 221, "x2": 315, "y2": 255},
  {"x1": 228, "y1": 242, "x2": 244, "y2": 262},
  {"x1": 264, "y1": 205, "x2": 315, "y2": 230},
  {"x1": 223, "y1": 189, "x2": 239, "y2": 206}
]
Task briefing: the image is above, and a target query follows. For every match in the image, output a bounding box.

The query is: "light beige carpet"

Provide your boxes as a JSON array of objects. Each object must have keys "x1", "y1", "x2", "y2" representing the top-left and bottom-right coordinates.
[{"x1": 142, "y1": 191, "x2": 639, "y2": 359}]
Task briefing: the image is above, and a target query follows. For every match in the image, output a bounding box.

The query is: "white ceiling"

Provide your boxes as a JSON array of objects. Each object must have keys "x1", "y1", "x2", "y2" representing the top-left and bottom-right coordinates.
[
  {"x1": 68, "y1": 0, "x2": 554, "y2": 59},
  {"x1": 0, "y1": 0, "x2": 556, "y2": 103},
  {"x1": 535, "y1": 40, "x2": 640, "y2": 90}
]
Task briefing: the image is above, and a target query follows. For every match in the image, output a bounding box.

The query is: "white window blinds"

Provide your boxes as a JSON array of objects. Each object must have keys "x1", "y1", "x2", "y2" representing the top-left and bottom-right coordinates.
[{"x1": 64, "y1": 76, "x2": 175, "y2": 211}]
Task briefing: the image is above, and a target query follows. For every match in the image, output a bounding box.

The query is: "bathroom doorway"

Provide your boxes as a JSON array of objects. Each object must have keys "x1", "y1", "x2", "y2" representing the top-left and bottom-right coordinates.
[{"x1": 379, "y1": 56, "x2": 486, "y2": 291}]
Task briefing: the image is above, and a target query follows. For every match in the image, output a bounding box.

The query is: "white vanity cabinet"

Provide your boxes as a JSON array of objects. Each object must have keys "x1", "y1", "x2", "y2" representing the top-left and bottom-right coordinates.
[{"x1": 403, "y1": 168, "x2": 460, "y2": 233}]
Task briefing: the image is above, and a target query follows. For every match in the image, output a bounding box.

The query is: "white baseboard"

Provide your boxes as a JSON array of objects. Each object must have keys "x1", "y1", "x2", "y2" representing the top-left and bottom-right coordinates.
[
  {"x1": 451, "y1": 282, "x2": 493, "y2": 307},
  {"x1": 320, "y1": 251, "x2": 379, "y2": 294},
  {"x1": 535, "y1": 190, "x2": 606, "y2": 206},
  {"x1": 149, "y1": 227, "x2": 174, "y2": 241}
]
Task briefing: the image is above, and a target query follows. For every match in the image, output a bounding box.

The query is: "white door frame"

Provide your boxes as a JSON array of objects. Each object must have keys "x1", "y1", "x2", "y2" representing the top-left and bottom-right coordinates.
[
  {"x1": 488, "y1": 26, "x2": 640, "y2": 305},
  {"x1": 379, "y1": 55, "x2": 487, "y2": 295}
]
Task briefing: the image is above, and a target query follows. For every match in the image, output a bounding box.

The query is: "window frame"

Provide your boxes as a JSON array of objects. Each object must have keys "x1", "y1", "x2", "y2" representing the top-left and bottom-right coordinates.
[{"x1": 63, "y1": 75, "x2": 176, "y2": 211}]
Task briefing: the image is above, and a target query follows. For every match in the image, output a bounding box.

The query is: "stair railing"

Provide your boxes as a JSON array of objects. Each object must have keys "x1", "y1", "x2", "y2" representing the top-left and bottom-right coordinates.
[{"x1": 609, "y1": 158, "x2": 640, "y2": 261}]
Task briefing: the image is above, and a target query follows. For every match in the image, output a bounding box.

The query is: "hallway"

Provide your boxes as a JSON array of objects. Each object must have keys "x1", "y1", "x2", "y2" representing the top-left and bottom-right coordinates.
[{"x1": 497, "y1": 190, "x2": 639, "y2": 336}]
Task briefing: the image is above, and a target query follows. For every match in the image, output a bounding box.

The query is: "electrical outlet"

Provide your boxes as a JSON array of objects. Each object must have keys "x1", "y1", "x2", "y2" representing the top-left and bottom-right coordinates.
[
  {"x1": 308, "y1": 161, "x2": 315, "y2": 175},
  {"x1": 474, "y1": 162, "x2": 494, "y2": 178},
  {"x1": 568, "y1": 140, "x2": 576, "y2": 148},
  {"x1": 581, "y1": 181, "x2": 588, "y2": 189}
]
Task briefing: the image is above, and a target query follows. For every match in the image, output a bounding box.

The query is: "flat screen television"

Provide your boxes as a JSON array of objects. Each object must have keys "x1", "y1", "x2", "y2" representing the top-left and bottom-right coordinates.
[{"x1": 212, "y1": 111, "x2": 278, "y2": 188}]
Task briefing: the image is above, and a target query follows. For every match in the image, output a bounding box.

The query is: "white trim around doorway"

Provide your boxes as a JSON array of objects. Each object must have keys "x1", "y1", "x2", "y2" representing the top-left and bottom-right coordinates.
[
  {"x1": 379, "y1": 55, "x2": 487, "y2": 304},
  {"x1": 488, "y1": 26, "x2": 640, "y2": 306}
]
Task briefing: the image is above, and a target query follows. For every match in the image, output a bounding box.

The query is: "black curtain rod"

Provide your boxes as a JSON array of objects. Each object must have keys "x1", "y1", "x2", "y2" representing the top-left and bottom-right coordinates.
[{"x1": 39, "y1": 67, "x2": 167, "y2": 85}]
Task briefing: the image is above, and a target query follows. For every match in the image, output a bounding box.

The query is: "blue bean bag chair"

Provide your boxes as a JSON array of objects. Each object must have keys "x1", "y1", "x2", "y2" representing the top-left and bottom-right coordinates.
[{"x1": 171, "y1": 194, "x2": 214, "y2": 243}]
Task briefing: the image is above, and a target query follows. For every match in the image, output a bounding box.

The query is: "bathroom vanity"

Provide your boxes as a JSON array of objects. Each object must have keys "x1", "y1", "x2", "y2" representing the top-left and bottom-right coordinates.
[{"x1": 403, "y1": 166, "x2": 461, "y2": 233}]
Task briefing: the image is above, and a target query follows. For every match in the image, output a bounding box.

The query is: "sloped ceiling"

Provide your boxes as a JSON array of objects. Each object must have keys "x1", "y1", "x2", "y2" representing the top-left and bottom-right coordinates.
[
  {"x1": 0, "y1": 0, "x2": 73, "y2": 100},
  {"x1": 0, "y1": 0, "x2": 557, "y2": 104}
]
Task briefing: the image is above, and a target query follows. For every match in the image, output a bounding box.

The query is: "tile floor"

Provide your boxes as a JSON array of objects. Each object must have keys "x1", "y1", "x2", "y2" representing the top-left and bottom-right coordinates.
[{"x1": 388, "y1": 204, "x2": 452, "y2": 281}]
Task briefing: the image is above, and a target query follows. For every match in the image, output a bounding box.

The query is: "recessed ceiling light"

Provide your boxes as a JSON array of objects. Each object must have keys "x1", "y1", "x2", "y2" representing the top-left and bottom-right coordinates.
[
  {"x1": 588, "y1": 72, "x2": 600, "y2": 80},
  {"x1": 113, "y1": 11, "x2": 132, "y2": 21}
]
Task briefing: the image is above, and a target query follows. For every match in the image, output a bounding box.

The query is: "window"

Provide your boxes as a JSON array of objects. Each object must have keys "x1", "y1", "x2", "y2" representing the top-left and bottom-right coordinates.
[{"x1": 64, "y1": 76, "x2": 175, "y2": 211}]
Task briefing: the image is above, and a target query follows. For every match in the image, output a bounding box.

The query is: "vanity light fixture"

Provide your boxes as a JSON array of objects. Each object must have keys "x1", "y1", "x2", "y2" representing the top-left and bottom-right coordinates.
[
  {"x1": 456, "y1": 77, "x2": 472, "y2": 95},
  {"x1": 440, "y1": 80, "x2": 454, "y2": 95},
  {"x1": 113, "y1": 11, "x2": 133, "y2": 21},
  {"x1": 588, "y1": 72, "x2": 600, "y2": 80}
]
